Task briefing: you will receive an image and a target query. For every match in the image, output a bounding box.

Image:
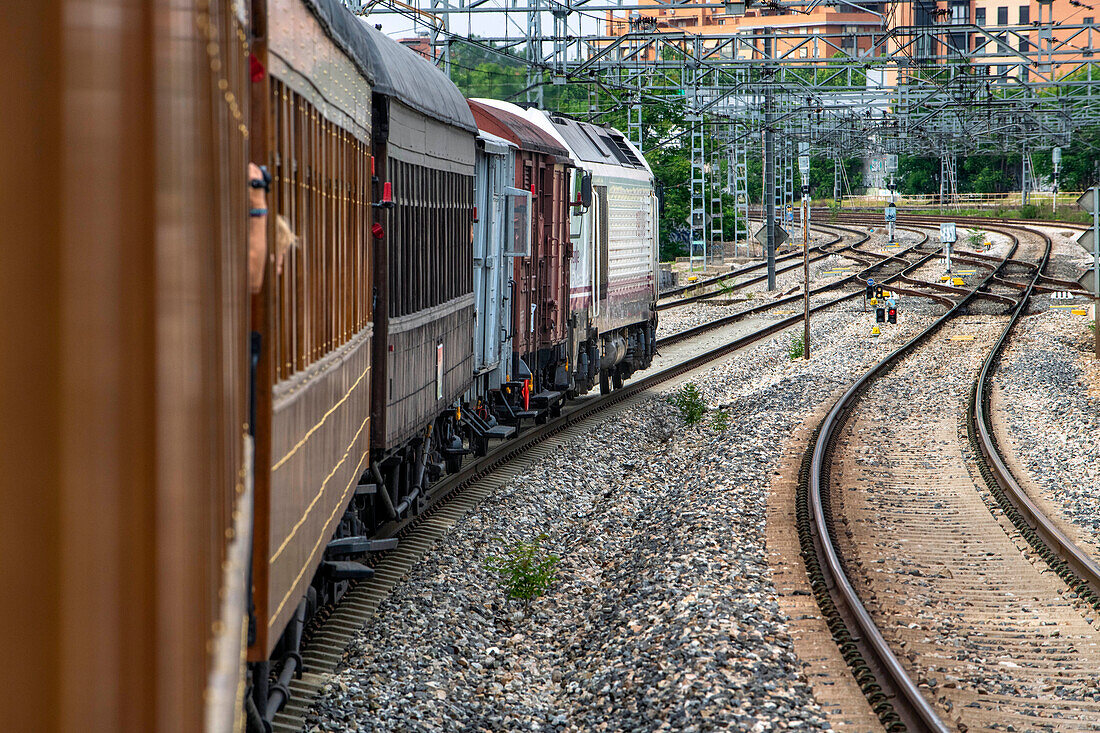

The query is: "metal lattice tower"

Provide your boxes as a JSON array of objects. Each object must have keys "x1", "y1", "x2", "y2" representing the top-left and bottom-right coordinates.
[
  {"x1": 940, "y1": 153, "x2": 959, "y2": 208},
  {"x1": 525, "y1": 0, "x2": 542, "y2": 107},
  {"x1": 783, "y1": 139, "x2": 794, "y2": 228},
  {"x1": 689, "y1": 55, "x2": 706, "y2": 270},
  {"x1": 709, "y1": 137, "x2": 724, "y2": 253},
  {"x1": 1022, "y1": 143, "x2": 1035, "y2": 206},
  {"x1": 732, "y1": 129, "x2": 749, "y2": 257}
]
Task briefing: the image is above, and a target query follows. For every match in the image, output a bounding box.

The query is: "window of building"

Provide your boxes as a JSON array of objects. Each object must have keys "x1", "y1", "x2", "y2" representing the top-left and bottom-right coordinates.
[
  {"x1": 1085, "y1": 17, "x2": 1095, "y2": 24},
  {"x1": 976, "y1": 6, "x2": 986, "y2": 24},
  {"x1": 1018, "y1": 5, "x2": 1028, "y2": 24},
  {"x1": 1018, "y1": 35, "x2": 1028, "y2": 51},
  {"x1": 997, "y1": 6, "x2": 1007, "y2": 24}
]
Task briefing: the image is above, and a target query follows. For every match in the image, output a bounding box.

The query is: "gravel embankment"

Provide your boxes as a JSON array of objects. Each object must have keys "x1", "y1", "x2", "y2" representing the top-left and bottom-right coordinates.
[{"x1": 306, "y1": 300, "x2": 944, "y2": 733}]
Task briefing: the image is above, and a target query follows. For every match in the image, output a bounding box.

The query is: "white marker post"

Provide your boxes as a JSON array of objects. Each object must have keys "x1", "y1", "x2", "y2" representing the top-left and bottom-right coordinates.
[{"x1": 940, "y1": 222, "x2": 956, "y2": 275}]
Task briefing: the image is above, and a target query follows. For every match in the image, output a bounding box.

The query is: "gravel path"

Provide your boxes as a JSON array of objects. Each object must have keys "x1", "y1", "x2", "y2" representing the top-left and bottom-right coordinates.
[{"x1": 305, "y1": 300, "x2": 944, "y2": 733}]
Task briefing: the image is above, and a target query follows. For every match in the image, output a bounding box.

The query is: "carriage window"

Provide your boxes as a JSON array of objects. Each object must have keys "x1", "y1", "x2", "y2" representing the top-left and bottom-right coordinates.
[
  {"x1": 269, "y1": 79, "x2": 371, "y2": 381},
  {"x1": 503, "y1": 186, "x2": 531, "y2": 257}
]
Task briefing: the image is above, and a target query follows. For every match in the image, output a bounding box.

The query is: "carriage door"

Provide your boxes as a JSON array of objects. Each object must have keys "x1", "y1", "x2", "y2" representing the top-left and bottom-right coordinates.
[
  {"x1": 537, "y1": 162, "x2": 555, "y2": 352},
  {"x1": 519, "y1": 160, "x2": 535, "y2": 364},
  {"x1": 596, "y1": 185, "x2": 609, "y2": 308}
]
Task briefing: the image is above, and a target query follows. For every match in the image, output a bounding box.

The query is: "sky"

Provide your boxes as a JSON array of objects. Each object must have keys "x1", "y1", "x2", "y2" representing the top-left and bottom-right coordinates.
[{"x1": 360, "y1": 1, "x2": 605, "y2": 54}]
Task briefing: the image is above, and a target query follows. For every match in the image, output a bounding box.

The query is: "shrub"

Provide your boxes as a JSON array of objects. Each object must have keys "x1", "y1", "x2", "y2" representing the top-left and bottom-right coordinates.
[
  {"x1": 711, "y1": 409, "x2": 729, "y2": 432},
  {"x1": 1019, "y1": 203, "x2": 1040, "y2": 220},
  {"x1": 966, "y1": 229, "x2": 984, "y2": 248},
  {"x1": 484, "y1": 535, "x2": 560, "y2": 606},
  {"x1": 788, "y1": 334, "x2": 805, "y2": 360},
  {"x1": 671, "y1": 383, "x2": 707, "y2": 425}
]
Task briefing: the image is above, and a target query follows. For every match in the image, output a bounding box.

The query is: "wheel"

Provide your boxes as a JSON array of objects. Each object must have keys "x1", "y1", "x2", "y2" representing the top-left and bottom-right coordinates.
[
  {"x1": 599, "y1": 369, "x2": 610, "y2": 395},
  {"x1": 612, "y1": 369, "x2": 623, "y2": 390}
]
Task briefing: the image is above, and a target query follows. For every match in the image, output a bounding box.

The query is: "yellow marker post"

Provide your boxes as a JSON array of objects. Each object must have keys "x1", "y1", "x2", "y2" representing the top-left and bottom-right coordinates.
[
  {"x1": 871, "y1": 325, "x2": 881, "y2": 336},
  {"x1": 952, "y1": 277, "x2": 966, "y2": 287}
]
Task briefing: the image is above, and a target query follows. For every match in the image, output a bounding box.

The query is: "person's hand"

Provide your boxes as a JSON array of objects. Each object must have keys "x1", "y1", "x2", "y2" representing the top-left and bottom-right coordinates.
[{"x1": 249, "y1": 162, "x2": 267, "y2": 209}]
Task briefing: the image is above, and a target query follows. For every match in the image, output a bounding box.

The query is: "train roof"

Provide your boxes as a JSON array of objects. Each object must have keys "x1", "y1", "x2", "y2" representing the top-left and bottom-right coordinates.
[
  {"x1": 301, "y1": 0, "x2": 376, "y2": 85},
  {"x1": 354, "y1": 21, "x2": 477, "y2": 133},
  {"x1": 545, "y1": 114, "x2": 647, "y2": 171},
  {"x1": 468, "y1": 100, "x2": 570, "y2": 160}
]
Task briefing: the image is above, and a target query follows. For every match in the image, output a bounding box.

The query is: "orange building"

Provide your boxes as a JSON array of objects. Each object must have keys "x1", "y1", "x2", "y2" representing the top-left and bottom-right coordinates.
[
  {"x1": 604, "y1": 3, "x2": 884, "y2": 62},
  {"x1": 889, "y1": 0, "x2": 1096, "y2": 81},
  {"x1": 605, "y1": 0, "x2": 1093, "y2": 76}
]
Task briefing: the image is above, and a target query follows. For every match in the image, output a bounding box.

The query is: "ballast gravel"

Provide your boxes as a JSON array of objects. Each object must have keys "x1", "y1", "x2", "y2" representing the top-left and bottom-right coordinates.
[
  {"x1": 305, "y1": 302, "x2": 941, "y2": 733},
  {"x1": 995, "y1": 307, "x2": 1100, "y2": 547},
  {"x1": 657, "y1": 226, "x2": 923, "y2": 339}
]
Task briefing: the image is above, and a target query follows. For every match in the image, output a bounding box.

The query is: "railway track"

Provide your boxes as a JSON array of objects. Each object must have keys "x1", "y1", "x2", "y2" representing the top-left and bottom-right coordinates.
[
  {"x1": 656, "y1": 223, "x2": 859, "y2": 301},
  {"x1": 657, "y1": 224, "x2": 872, "y2": 311},
  {"x1": 271, "y1": 218, "x2": 927, "y2": 730},
  {"x1": 658, "y1": 227, "x2": 931, "y2": 349},
  {"x1": 273, "y1": 217, "x2": 1072, "y2": 731},
  {"x1": 797, "y1": 221, "x2": 1100, "y2": 731}
]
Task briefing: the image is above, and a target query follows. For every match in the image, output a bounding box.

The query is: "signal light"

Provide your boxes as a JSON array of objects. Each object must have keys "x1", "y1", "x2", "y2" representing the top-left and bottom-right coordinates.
[
  {"x1": 383, "y1": 181, "x2": 392, "y2": 203},
  {"x1": 876, "y1": 308, "x2": 885, "y2": 323},
  {"x1": 866, "y1": 283, "x2": 874, "y2": 299},
  {"x1": 888, "y1": 307, "x2": 897, "y2": 324}
]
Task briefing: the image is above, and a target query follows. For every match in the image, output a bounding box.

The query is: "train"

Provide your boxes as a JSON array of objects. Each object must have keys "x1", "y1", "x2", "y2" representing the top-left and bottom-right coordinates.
[{"x1": 1, "y1": 1, "x2": 658, "y2": 731}]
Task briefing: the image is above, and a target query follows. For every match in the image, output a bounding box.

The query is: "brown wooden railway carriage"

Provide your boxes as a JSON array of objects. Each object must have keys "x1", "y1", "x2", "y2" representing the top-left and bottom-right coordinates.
[
  {"x1": 362, "y1": 24, "x2": 479, "y2": 514},
  {"x1": 248, "y1": 0, "x2": 376, "y2": 720},
  {"x1": 1, "y1": 1, "x2": 251, "y2": 731},
  {"x1": 467, "y1": 101, "x2": 574, "y2": 415}
]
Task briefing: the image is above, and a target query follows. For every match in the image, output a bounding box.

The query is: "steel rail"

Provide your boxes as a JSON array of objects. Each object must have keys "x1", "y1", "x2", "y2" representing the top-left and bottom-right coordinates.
[
  {"x1": 658, "y1": 223, "x2": 927, "y2": 312},
  {"x1": 659, "y1": 229, "x2": 936, "y2": 348},
  {"x1": 657, "y1": 223, "x2": 868, "y2": 301},
  {"x1": 280, "y1": 217, "x2": 968, "y2": 729},
  {"x1": 657, "y1": 228, "x2": 850, "y2": 311},
  {"x1": 802, "y1": 228, "x2": 1025, "y2": 733},
  {"x1": 969, "y1": 229, "x2": 1100, "y2": 605}
]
